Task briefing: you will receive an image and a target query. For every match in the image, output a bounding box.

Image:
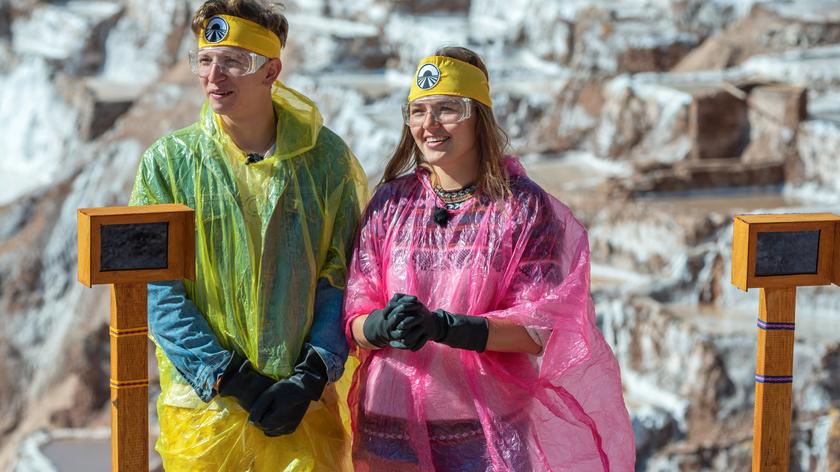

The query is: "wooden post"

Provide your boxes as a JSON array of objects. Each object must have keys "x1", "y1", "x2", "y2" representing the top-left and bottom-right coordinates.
[
  {"x1": 753, "y1": 287, "x2": 796, "y2": 471},
  {"x1": 110, "y1": 283, "x2": 149, "y2": 471}
]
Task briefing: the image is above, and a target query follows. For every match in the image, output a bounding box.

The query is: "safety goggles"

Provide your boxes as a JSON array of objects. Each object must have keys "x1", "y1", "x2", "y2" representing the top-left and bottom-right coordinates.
[
  {"x1": 188, "y1": 47, "x2": 268, "y2": 78},
  {"x1": 402, "y1": 96, "x2": 473, "y2": 127}
]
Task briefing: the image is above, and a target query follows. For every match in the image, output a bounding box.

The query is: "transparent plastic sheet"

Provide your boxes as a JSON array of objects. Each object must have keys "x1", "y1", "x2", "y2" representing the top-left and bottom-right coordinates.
[
  {"x1": 154, "y1": 352, "x2": 352, "y2": 471},
  {"x1": 130, "y1": 82, "x2": 367, "y2": 470},
  {"x1": 344, "y1": 157, "x2": 635, "y2": 471}
]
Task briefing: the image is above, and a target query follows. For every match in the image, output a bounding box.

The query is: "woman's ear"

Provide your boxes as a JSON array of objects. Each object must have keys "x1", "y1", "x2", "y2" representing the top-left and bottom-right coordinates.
[{"x1": 263, "y1": 58, "x2": 282, "y2": 85}]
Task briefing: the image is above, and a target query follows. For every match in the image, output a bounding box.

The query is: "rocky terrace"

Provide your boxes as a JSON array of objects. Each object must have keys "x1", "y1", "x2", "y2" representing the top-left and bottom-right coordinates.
[{"x1": 2, "y1": 0, "x2": 840, "y2": 470}]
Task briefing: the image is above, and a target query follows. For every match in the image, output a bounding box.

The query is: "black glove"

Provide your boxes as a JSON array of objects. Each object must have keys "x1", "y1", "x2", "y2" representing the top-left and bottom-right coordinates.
[
  {"x1": 217, "y1": 352, "x2": 275, "y2": 412},
  {"x1": 248, "y1": 344, "x2": 329, "y2": 436},
  {"x1": 362, "y1": 293, "x2": 419, "y2": 348},
  {"x1": 394, "y1": 304, "x2": 490, "y2": 353}
]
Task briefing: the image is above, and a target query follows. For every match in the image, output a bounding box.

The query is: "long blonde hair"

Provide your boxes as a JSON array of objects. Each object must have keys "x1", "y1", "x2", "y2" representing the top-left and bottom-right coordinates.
[{"x1": 380, "y1": 46, "x2": 511, "y2": 200}]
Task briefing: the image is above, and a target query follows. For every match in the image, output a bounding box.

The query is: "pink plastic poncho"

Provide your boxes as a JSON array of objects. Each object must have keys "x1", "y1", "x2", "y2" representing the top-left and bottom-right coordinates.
[{"x1": 344, "y1": 157, "x2": 635, "y2": 471}]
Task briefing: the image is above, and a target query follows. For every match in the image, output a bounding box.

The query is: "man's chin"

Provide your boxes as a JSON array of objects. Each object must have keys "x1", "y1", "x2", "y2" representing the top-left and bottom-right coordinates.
[{"x1": 208, "y1": 100, "x2": 233, "y2": 114}]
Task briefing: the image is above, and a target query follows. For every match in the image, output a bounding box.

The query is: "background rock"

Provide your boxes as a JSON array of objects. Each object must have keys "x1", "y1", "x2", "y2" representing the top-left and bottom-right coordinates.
[{"x1": 2, "y1": 0, "x2": 840, "y2": 470}]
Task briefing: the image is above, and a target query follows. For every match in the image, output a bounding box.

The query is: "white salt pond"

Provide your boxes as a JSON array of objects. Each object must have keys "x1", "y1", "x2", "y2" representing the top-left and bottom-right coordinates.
[{"x1": 19, "y1": 429, "x2": 161, "y2": 472}]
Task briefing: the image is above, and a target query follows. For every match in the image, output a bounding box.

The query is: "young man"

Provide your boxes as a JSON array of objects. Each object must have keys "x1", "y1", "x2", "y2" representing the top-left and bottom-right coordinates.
[{"x1": 128, "y1": 1, "x2": 366, "y2": 469}]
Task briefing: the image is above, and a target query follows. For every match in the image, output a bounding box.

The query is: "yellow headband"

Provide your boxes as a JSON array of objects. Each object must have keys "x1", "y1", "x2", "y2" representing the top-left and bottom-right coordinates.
[
  {"x1": 407, "y1": 55, "x2": 492, "y2": 108},
  {"x1": 198, "y1": 14, "x2": 282, "y2": 59}
]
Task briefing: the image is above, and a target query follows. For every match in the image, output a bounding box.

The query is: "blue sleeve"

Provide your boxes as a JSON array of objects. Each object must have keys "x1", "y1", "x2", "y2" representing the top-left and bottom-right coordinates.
[
  {"x1": 148, "y1": 280, "x2": 232, "y2": 402},
  {"x1": 307, "y1": 278, "x2": 350, "y2": 383}
]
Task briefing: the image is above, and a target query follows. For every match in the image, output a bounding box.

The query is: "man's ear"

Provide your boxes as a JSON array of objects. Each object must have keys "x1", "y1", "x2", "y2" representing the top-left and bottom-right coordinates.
[{"x1": 263, "y1": 58, "x2": 282, "y2": 85}]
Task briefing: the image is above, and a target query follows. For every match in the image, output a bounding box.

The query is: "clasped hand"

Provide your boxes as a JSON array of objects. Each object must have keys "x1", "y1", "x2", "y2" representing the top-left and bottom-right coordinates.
[
  {"x1": 217, "y1": 345, "x2": 328, "y2": 436},
  {"x1": 362, "y1": 293, "x2": 489, "y2": 352}
]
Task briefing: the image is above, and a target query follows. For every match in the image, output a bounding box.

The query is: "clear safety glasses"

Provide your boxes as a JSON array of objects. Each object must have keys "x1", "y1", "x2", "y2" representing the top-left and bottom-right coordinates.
[
  {"x1": 402, "y1": 96, "x2": 473, "y2": 127},
  {"x1": 188, "y1": 47, "x2": 268, "y2": 78}
]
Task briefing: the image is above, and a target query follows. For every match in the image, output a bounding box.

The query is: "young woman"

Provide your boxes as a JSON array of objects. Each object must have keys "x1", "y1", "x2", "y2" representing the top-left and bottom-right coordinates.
[{"x1": 343, "y1": 47, "x2": 635, "y2": 471}]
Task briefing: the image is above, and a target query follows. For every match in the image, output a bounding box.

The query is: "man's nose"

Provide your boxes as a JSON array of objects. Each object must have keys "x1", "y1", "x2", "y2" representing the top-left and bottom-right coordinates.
[{"x1": 206, "y1": 62, "x2": 227, "y2": 82}]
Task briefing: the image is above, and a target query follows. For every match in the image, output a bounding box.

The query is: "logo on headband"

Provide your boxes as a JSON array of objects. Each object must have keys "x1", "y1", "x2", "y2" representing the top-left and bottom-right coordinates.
[
  {"x1": 416, "y1": 63, "x2": 440, "y2": 90},
  {"x1": 204, "y1": 17, "x2": 229, "y2": 43}
]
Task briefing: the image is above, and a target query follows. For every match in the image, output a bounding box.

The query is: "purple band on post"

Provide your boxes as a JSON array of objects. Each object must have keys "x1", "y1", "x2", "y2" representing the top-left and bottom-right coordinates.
[
  {"x1": 757, "y1": 319, "x2": 795, "y2": 331},
  {"x1": 755, "y1": 374, "x2": 793, "y2": 384}
]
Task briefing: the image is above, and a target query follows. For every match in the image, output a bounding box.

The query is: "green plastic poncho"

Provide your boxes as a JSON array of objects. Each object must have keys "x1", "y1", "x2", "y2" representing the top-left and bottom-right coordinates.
[{"x1": 129, "y1": 82, "x2": 367, "y2": 471}]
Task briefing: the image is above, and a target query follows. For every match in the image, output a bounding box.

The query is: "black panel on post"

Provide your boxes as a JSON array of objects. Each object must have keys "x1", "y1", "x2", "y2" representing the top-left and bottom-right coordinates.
[
  {"x1": 100, "y1": 222, "x2": 169, "y2": 271},
  {"x1": 755, "y1": 230, "x2": 820, "y2": 277}
]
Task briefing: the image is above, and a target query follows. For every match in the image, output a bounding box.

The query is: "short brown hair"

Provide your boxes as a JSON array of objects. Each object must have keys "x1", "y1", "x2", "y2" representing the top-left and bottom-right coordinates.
[
  {"x1": 191, "y1": 0, "x2": 289, "y2": 48},
  {"x1": 381, "y1": 46, "x2": 511, "y2": 201}
]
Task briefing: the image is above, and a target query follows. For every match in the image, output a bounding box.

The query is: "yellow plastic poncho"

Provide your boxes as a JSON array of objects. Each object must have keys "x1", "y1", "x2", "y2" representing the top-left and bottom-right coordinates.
[{"x1": 129, "y1": 82, "x2": 367, "y2": 471}]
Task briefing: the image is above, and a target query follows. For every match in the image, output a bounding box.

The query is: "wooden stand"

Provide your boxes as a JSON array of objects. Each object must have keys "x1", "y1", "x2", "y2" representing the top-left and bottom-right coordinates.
[
  {"x1": 78, "y1": 204, "x2": 195, "y2": 472},
  {"x1": 731, "y1": 213, "x2": 840, "y2": 471}
]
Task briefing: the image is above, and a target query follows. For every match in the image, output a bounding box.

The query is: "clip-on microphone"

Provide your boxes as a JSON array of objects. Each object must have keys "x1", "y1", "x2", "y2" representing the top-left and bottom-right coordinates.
[
  {"x1": 245, "y1": 153, "x2": 265, "y2": 165},
  {"x1": 433, "y1": 206, "x2": 451, "y2": 226}
]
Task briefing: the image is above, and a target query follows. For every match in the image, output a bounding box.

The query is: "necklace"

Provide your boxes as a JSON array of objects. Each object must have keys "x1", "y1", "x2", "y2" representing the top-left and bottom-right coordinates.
[{"x1": 433, "y1": 183, "x2": 477, "y2": 210}]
